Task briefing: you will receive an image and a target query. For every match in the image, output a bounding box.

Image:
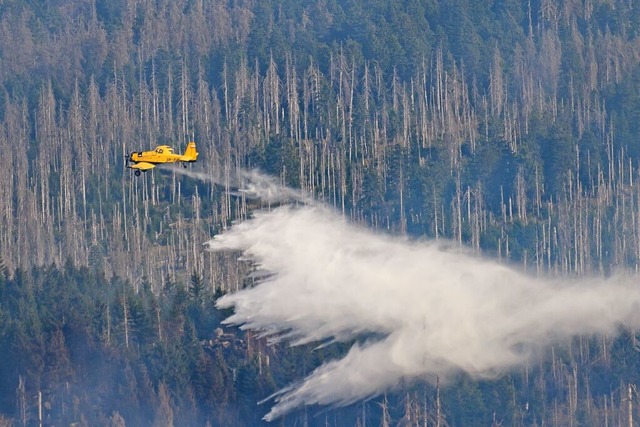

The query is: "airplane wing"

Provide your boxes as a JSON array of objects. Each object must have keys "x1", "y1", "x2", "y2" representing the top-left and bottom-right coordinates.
[
  {"x1": 128, "y1": 162, "x2": 156, "y2": 176},
  {"x1": 128, "y1": 162, "x2": 156, "y2": 171}
]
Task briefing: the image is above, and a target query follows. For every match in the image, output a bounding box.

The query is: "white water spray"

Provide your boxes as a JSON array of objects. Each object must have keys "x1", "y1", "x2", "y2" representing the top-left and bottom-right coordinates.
[
  {"x1": 160, "y1": 165, "x2": 308, "y2": 204},
  {"x1": 196, "y1": 169, "x2": 640, "y2": 421}
]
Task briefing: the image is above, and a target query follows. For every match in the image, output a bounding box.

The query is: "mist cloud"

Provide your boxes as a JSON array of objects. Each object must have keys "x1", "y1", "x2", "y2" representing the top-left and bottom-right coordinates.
[{"x1": 200, "y1": 172, "x2": 640, "y2": 421}]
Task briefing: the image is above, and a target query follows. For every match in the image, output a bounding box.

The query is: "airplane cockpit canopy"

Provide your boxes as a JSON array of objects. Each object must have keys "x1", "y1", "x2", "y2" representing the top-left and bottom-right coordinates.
[{"x1": 155, "y1": 145, "x2": 174, "y2": 154}]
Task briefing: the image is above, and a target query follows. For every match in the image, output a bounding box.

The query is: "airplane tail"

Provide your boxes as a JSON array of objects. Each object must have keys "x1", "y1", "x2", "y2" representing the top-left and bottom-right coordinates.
[{"x1": 183, "y1": 141, "x2": 198, "y2": 161}]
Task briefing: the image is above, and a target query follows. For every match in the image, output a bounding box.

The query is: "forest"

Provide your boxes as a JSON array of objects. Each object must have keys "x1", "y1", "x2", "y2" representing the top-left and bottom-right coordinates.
[{"x1": 3, "y1": 0, "x2": 640, "y2": 425}]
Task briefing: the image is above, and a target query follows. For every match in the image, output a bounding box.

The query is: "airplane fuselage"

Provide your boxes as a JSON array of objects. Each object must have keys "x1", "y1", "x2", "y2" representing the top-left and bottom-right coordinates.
[
  {"x1": 128, "y1": 142, "x2": 198, "y2": 175},
  {"x1": 130, "y1": 146, "x2": 189, "y2": 164}
]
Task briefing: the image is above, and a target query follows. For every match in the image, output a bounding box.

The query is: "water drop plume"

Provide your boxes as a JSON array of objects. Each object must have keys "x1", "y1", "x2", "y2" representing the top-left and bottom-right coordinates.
[
  {"x1": 160, "y1": 165, "x2": 308, "y2": 204},
  {"x1": 205, "y1": 204, "x2": 640, "y2": 421}
]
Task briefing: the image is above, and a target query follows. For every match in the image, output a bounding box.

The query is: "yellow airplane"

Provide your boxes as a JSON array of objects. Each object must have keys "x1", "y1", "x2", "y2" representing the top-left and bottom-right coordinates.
[{"x1": 128, "y1": 141, "x2": 198, "y2": 176}]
